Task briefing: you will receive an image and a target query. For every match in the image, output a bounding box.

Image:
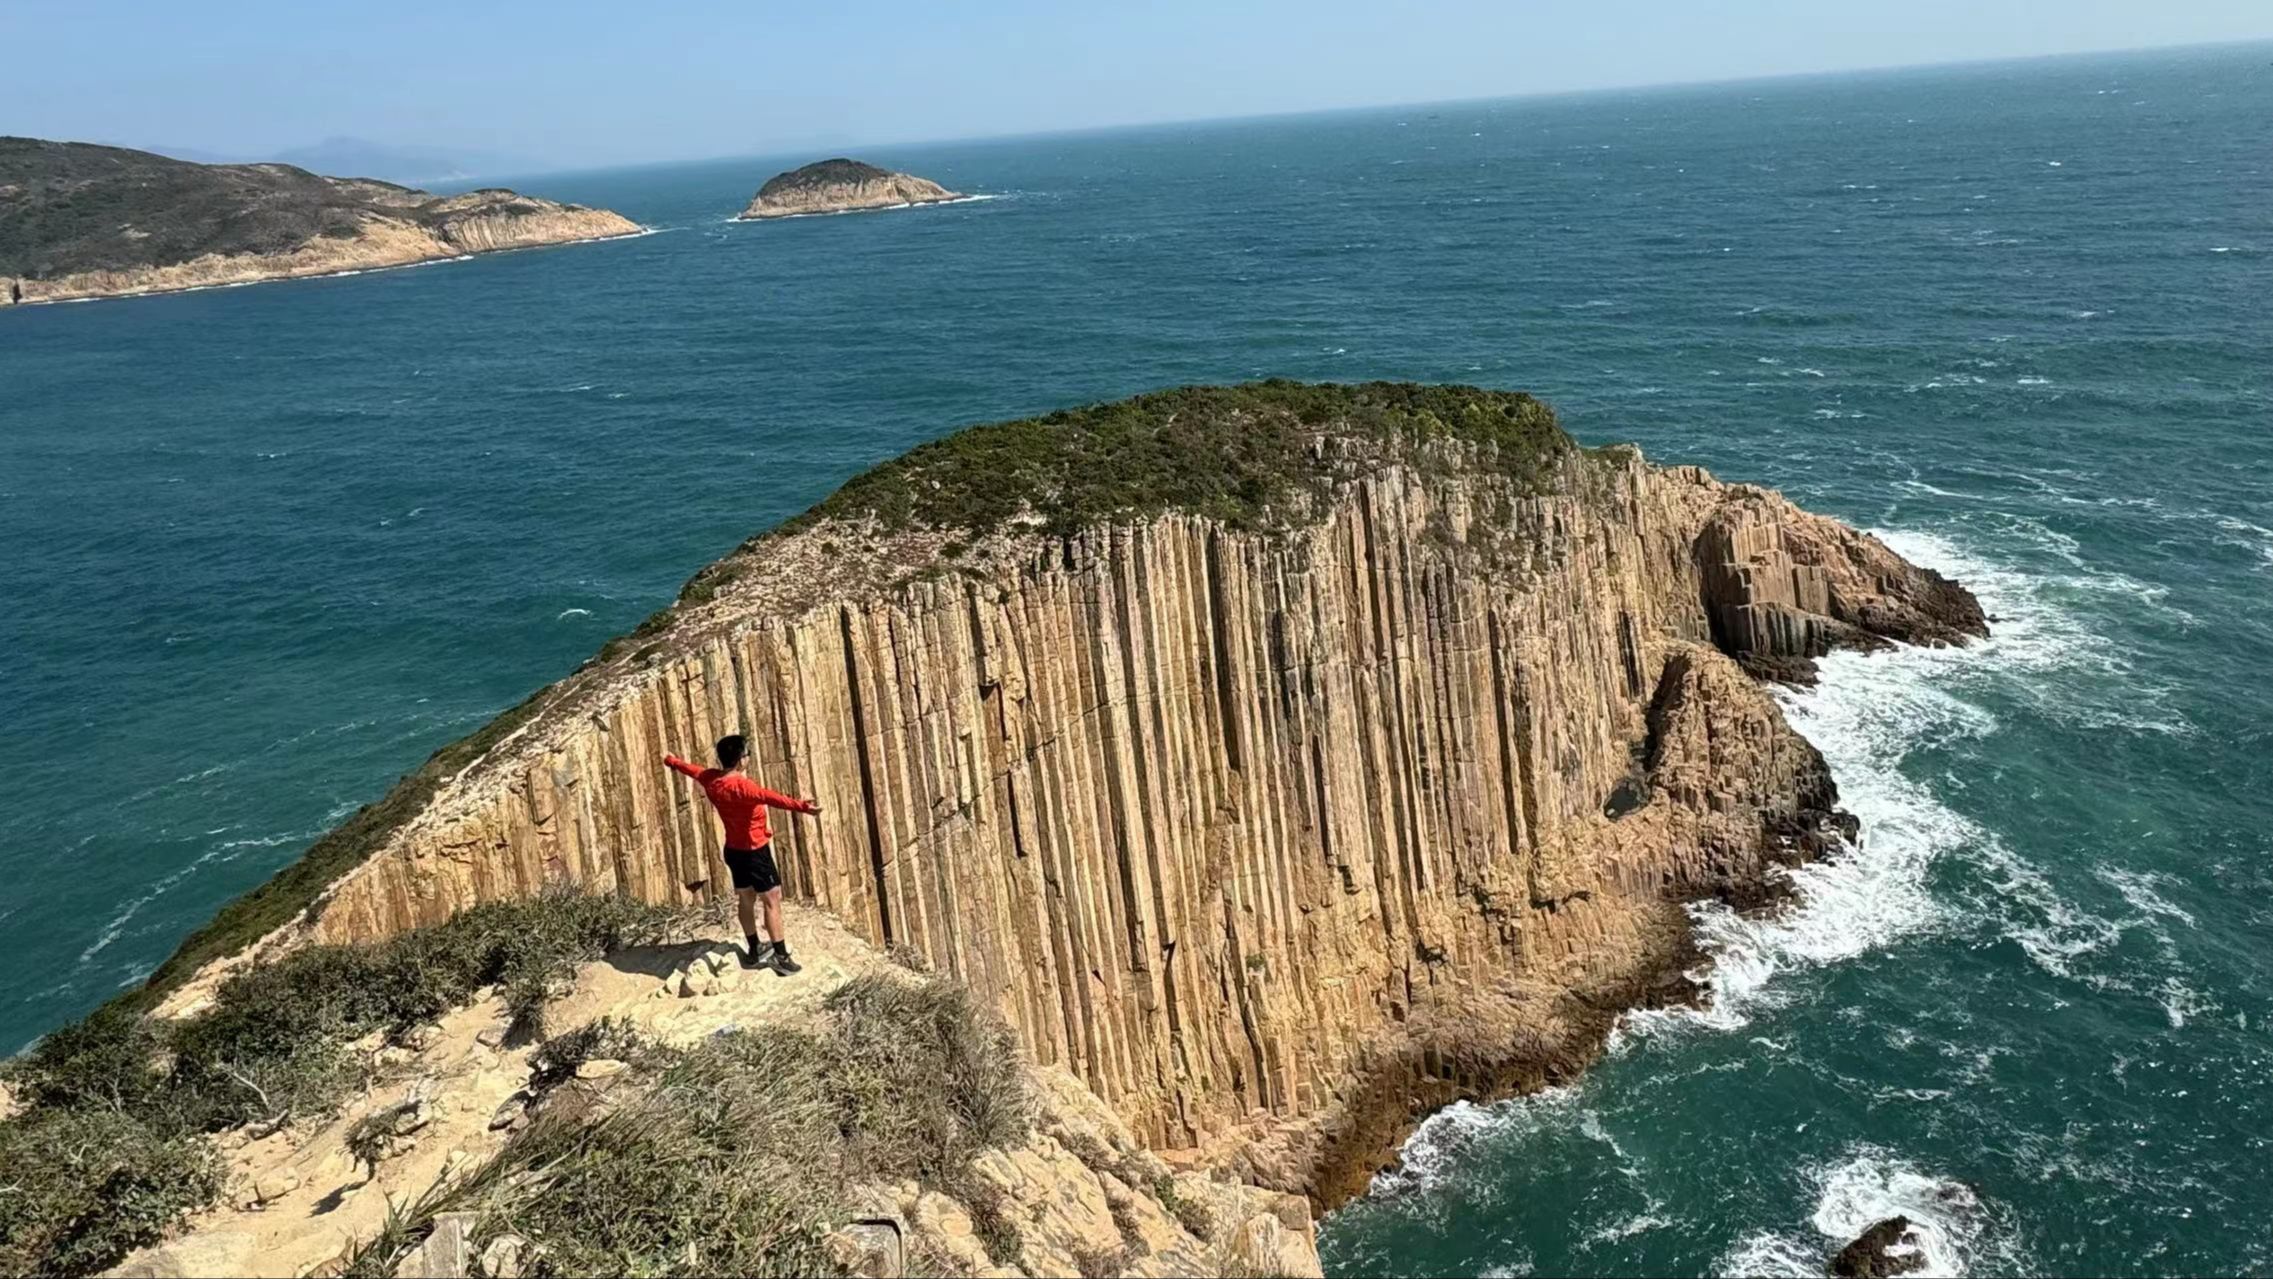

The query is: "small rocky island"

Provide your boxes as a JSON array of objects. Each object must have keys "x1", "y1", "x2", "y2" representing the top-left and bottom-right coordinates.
[
  {"x1": 0, "y1": 137, "x2": 642, "y2": 305},
  {"x1": 734, "y1": 157, "x2": 962, "y2": 219}
]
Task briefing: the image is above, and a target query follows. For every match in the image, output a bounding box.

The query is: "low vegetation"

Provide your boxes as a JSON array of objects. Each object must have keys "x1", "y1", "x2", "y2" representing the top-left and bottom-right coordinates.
[
  {"x1": 0, "y1": 891, "x2": 703, "y2": 1278},
  {"x1": 791, "y1": 379, "x2": 1575, "y2": 536},
  {"x1": 345, "y1": 974, "x2": 1031, "y2": 1277}
]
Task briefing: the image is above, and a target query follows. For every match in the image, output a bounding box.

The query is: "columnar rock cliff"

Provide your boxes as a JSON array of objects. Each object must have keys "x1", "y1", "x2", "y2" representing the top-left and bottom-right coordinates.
[
  {"x1": 156, "y1": 384, "x2": 1982, "y2": 1206},
  {"x1": 0, "y1": 137, "x2": 641, "y2": 305},
  {"x1": 737, "y1": 157, "x2": 963, "y2": 219}
]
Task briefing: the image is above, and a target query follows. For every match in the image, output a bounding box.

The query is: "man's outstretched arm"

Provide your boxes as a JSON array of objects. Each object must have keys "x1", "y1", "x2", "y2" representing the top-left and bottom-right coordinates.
[
  {"x1": 753, "y1": 785, "x2": 823, "y2": 815},
  {"x1": 663, "y1": 755, "x2": 707, "y2": 780}
]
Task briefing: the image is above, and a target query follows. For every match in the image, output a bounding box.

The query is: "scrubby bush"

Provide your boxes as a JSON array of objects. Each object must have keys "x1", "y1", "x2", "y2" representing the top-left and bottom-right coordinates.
[
  {"x1": 524, "y1": 1016, "x2": 650, "y2": 1100},
  {"x1": 0, "y1": 1106, "x2": 221, "y2": 1277},
  {"x1": 826, "y1": 975, "x2": 1030, "y2": 1181}
]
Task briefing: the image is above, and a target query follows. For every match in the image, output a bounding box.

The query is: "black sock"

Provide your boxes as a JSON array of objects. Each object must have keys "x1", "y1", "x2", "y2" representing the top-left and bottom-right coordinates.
[{"x1": 746, "y1": 933, "x2": 764, "y2": 953}]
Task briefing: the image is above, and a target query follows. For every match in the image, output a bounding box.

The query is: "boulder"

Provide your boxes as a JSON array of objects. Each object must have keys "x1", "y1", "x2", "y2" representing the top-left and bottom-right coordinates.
[
  {"x1": 823, "y1": 1220, "x2": 904, "y2": 1278},
  {"x1": 489, "y1": 1093, "x2": 530, "y2": 1131},
  {"x1": 393, "y1": 1211, "x2": 478, "y2": 1279},
  {"x1": 254, "y1": 1170, "x2": 302, "y2": 1203},
  {"x1": 1830, "y1": 1216, "x2": 1926, "y2": 1278},
  {"x1": 477, "y1": 1233, "x2": 528, "y2": 1279}
]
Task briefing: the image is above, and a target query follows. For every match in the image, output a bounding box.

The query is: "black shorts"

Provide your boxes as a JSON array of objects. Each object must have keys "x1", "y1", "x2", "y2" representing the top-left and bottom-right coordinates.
[{"x1": 723, "y1": 844, "x2": 781, "y2": 894}]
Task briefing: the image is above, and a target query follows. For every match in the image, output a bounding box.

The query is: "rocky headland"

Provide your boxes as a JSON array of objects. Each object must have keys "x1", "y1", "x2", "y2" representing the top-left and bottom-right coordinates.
[
  {"x1": 0, "y1": 137, "x2": 642, "y2": 306},
  {"x1": 9, "y1": 383, "x2": 1983, "y2": 1277},
  {"x1": 736, "y1": 157, "x2": 963, "y2": 219}
]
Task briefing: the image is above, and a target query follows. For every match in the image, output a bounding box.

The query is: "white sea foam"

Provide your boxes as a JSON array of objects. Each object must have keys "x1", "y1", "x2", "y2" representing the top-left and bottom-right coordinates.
[
  {"x1": 557, "y1": 607, "x2": 594, "y2": 619},
  {"x1": 727, "y1": 193, "x2": 1001, "y2": 224},
  {"x1": 1719, "y1": 1149, "x2": 2011, "y2": 1278},
  {"x1": 2094, "y1": 866, "x2": 2197, "y2": 929},
  {"x1": 1633, "y1": 628, "x2": 1990, "y2": 1031}
]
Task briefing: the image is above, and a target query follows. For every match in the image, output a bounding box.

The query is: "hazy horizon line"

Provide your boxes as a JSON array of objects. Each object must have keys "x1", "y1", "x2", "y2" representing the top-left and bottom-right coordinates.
[
  {"x1": 479, "y1": 34, "x2": 2269, "y2": 183},
  {"x1": 73, "y1": 33, "x2": 2271, "y2": 187}
]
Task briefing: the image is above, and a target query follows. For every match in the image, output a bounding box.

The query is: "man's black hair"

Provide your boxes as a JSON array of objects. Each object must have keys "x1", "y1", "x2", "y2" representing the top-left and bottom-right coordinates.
[{"x1": 715, "y1": 734, "x2": 747, "y2": 769}]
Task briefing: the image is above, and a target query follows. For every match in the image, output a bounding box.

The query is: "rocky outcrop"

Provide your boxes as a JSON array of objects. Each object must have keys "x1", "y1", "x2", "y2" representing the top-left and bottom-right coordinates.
[
  {"x1": 0, "y1": 138, "x2": 641, "y2": 305},
  {"x1": 1830, "y1": 1216, "x2": 1927, "y2": 1278},
  {"x1": 151, "y1": 385, "x2": 1981, "y2": 1211},
  {"x1": 736, "y1": 157, "x2": 961, "y2": 219}
]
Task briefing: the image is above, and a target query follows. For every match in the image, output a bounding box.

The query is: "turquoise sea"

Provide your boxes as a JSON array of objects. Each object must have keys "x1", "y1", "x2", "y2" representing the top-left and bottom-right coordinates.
[{"x1": 3, "y1": 42, "x2": 2269, "y2": 1277}]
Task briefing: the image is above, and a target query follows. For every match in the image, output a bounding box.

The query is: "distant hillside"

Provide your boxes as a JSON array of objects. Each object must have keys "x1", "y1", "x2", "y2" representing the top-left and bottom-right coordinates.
[{"x1": 0, "y1": 137, "x2": 638, "y2": 305}]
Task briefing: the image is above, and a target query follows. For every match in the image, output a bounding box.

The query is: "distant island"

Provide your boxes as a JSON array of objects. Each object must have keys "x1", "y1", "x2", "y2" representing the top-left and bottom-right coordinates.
[
  {"x1": 0, "y1": 137, "x2": 642, "y2": 306},
  {"x1": 734, "y1": 157, "x2": 962, "y2": 219}
]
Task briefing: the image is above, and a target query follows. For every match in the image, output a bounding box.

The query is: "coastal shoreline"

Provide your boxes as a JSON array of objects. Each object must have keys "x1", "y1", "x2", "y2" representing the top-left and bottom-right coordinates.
[
  {"x1": 726, "y1": 192, "x2": 997, "y2": 223},
  {"x1": 1, "y1": 225, "x2": 655, "y2": 310}
]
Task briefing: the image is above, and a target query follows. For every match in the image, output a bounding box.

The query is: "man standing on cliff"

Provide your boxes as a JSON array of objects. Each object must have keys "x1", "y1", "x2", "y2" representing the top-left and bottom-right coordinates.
[{"x1": 664, "y1": 734, "x2": 821, "y2": 975}]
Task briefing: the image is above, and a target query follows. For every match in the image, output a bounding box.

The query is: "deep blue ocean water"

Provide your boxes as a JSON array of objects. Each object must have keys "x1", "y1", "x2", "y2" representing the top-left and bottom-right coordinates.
[{"x1": 4, "y1": 42, "x2": 2269, "y2": 1277}]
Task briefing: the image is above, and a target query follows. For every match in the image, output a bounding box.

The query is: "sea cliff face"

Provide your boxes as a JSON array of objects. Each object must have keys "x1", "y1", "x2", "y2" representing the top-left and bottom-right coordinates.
[
  {"x1": 152, "y1": 385, "x2": 1981, "y2": 1212},
  {"x1": 737, "y1": 157, "x2": 962, "y2": 219}
]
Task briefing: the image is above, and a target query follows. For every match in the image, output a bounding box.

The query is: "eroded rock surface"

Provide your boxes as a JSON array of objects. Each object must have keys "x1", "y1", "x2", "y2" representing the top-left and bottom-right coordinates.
[{"x1": 149, "y1": 390, "x2": 1978, "y2": 1217}]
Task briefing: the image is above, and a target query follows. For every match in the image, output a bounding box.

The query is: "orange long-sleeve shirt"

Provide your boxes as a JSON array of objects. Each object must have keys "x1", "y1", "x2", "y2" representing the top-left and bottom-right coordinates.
[{"x1": 664, "y1": 756, "x2": 817, "y2": 850}]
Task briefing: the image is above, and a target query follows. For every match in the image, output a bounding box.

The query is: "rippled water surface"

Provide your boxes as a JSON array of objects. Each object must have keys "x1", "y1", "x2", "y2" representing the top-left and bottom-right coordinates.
[{"x1": 4, "y1": 42, "x2": 2269, "y2": 1277}]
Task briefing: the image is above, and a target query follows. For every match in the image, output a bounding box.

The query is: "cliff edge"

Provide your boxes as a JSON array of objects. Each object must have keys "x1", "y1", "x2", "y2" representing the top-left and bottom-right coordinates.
[
  {"x1": 0, "y1": 137, "x2": 642, "y2": 306},
  {"x1": 135, "y1": 383, "x2": 1983, "y2": 1224},
  {"x1": 737, "y1": 157, "x2": 963, "y2": 219}
]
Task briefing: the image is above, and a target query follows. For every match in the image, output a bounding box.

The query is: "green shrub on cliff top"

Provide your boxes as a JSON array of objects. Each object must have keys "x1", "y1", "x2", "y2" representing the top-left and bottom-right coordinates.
[{"x1": 795, "y1": 380, "x2": 1572, "y2": 536}]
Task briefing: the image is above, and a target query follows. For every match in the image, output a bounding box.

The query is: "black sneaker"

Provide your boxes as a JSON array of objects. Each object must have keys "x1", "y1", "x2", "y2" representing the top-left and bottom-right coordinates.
[
  {"x1": 742, "y1": 942, "x2": 776, "y2": 970},
  {"x1": 769, "y1": 945, "x2": 803, "y2": 977}
]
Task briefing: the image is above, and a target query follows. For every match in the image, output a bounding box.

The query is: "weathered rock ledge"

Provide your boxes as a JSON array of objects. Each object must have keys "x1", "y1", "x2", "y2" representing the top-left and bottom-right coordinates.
[
  {"x1": 737, "y1": 157, "x2": 963, "y2": 219},
  {"x1": 145, "y1": 383, "x2": 1983, "y2": 1225}
]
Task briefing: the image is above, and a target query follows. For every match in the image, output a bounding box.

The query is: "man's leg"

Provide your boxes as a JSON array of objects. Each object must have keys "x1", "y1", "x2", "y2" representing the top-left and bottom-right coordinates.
[
  {"x1": 763, "y1": 887, "x2": 801, "y2": 975},
  {"x1": 736, "y1": 887, "x2": 774, "y2": 967}
]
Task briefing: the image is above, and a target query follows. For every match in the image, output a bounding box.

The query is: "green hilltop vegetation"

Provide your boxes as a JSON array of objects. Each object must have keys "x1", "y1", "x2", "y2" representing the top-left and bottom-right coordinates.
[
  {"x1": 790, "y1": 379, "x2": 1577, "y2": 536},
  {"x1": 126, "y1": 381, "x2": 1594, "y2": 1020},
  {"x1": 754, "y1": 157, "x2": 900, "y2": 197}
]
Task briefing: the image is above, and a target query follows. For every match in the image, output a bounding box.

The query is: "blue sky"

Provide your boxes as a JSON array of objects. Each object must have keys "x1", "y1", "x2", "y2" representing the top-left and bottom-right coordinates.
[{"x1": 5, "y1": 0, "x2": 2268, "y2": 169}]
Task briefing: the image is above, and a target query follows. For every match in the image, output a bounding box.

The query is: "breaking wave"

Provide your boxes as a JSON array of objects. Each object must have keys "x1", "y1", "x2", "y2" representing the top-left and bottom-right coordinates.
[{"x1": 1720, "y1": 1148, "x2": 2019, "y2": 1278}]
